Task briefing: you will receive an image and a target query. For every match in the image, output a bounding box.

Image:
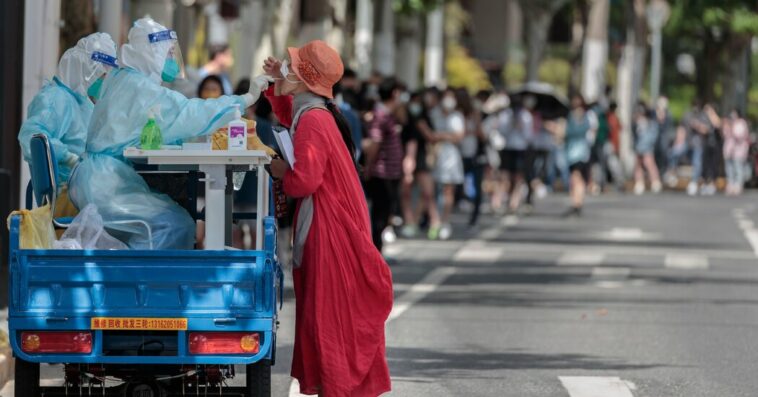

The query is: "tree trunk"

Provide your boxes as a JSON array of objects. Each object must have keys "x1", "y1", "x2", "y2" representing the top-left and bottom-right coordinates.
[
  {"x1": 395, "y1": 13, "x2": 422, "y2": 89},
  {"x1": 298, "y1": 0, "x2": 330, "y2": 44},
  {"x1": 372, "y1": 0, "x2": 395, "y2": 76},
  {"x1": 61, "y1": 0, "x2": 95, "y2": 51},
  {"x1": 505, "y1": 0, "x2": 524, "y2": 65},
  {"x1": 424, "y1": 7, "x2": 445, "y2": 87},
  {"x1": 697, "y1": 33, "x2": 718, "y2": 105},
  {"x1": 520, "y1": 0, "x2": 569, "y2": 83},
  {"x1": 326, "y1": 0, "x2": 348, "y2": 55},
  {"x1": 354, "y1": 0, "x2": 374, "y2": 79},
  {"x1": 525, "y1": 11, "x2": 552, "y2": 83},
  {"x1": 131, "y1": 0, "x2": 174, "y2": 28},
  {"x1": 581, "y1": 0, "x2": 609, "y2": 103},
  {"x1": 235, "y1": 0, "x2": 267, "y2": 80},
  {"x1": 616, "y1": 0, "x2": 646, "y2": 175},
  {"x1": 271, "y1": 0, "x2": 296, "y2": 57},
  {"x1": 721, "y1": 35, "x2": 751, "y2": 114},
  {"x1": 570, "y1": 0, "x2": 588, "y2": 94}
]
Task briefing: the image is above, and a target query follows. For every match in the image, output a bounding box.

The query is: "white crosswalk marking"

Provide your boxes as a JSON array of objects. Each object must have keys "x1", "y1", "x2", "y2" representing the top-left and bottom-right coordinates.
[
  {"x1": 559, "y1": 376, "x2": 636, "y2": 397},
  {"x1": 665, "y1": 254, "x2": 709, "y2": 270},
  {"x1": 453, "y1": 240, "x2": 503, "y2": 262},
  {"x1": 557, "y1": 252, "x2": 605, "y2": 266}
]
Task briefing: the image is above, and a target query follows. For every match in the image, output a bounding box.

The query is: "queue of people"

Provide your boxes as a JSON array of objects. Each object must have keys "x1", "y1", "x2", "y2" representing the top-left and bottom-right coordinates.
[{"x1": 335, "y1": 80, "x2": 754, "y2": 251}]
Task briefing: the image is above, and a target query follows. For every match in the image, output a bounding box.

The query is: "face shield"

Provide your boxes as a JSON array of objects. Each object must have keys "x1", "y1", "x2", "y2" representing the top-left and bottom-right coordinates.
[
  {"x1": 147, "y1": 30, "x2": 185, "y2": 83},
  {"x1": 86, "y1": 51, "x2": 119, "y2": 99}
]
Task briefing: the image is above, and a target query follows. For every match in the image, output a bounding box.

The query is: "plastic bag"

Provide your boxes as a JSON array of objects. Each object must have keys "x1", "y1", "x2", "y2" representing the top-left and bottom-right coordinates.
[
  {"x1": 69, "y1": 154, "x2": 195, "y2": 250},
  {"x1": 53, "y1": 204, "x2": 128, "y2": 250},
  {"x1": 6, "y1": 205, "x2": 56, "y2": 249}
]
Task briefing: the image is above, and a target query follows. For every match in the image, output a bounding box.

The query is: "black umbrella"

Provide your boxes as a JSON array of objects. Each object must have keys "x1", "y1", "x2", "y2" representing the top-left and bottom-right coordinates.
[{"x1": 509, "y1": 82, "x2": 570, "y2": 120}]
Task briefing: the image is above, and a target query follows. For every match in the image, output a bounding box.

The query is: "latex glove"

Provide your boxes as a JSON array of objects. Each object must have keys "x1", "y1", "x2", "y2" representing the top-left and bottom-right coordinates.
[
  {"x1": 64, "y1": 152, "x2": 80, "y2": 168},
  {"x1": 242, "y1": 75, "x2": 275, "y2": 107}
]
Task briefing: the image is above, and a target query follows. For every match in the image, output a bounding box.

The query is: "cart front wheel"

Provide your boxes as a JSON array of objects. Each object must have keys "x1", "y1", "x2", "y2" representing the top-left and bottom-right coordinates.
[
  {"x1": 15, "y1": 358, "x2": 40, "y2": 397},
  {"x1": 245, "y1": 360, "x2": 271, "y2": 397}
]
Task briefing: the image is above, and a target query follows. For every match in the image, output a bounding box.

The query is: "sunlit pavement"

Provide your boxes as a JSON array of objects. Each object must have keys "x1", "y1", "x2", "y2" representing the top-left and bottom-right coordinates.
[{"x1": 16, "y1": 192, "x2": 758, "y2": 396}]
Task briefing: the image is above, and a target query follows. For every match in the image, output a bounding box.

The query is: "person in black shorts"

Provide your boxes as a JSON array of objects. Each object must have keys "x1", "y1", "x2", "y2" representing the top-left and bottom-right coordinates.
[
  {"x1": 497, "y1": 98, "x2": 532, "y2": 214},
  {"x1": 399, "y1": 90, "x2": 440, "y2": 238}
]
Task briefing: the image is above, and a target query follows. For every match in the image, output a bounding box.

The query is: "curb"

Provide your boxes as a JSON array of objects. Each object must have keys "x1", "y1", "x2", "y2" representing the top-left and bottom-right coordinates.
[
  {"x1": 0, "y1": 340, "x2": 16, "y2": 389},
  {"x1": 0, "y1": 332, "x2": 13, "y2": 394}
]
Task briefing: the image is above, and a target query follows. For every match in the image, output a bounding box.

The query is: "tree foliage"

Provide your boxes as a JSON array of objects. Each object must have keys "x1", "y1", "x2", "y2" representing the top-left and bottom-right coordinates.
[
  {"x1": 668, "y1": 0, "x2": 758, "y2": 36},
  {"x1": 392, "y1": 0, "x2": 445, "y2": 14}
]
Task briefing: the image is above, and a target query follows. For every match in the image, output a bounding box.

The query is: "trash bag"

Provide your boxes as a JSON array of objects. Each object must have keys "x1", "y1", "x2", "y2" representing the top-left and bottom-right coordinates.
[
  {"x1": 53, "y1": 204, "x2": 128, "y2": 250},
  {"x1": 6, "y1": 205, "x2": 56, "y2": 249}
]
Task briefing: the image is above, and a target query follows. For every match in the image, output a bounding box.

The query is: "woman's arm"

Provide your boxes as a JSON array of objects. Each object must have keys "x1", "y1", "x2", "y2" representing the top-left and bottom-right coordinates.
[{"x1": 263, "y1": 86, "x2": 294, "y2": 128}]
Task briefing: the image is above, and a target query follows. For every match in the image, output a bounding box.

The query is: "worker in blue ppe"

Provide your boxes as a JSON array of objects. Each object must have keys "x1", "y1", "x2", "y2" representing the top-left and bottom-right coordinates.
[
  {"x1": 18, "y1": 32, "x2": 118, "y2": 188},
  {"x1": 69, "y1": 17, "x2": 273, "y2": 250}
]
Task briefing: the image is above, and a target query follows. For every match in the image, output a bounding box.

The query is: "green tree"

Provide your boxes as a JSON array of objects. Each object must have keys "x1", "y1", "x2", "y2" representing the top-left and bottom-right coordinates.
[{"x1": 667, "y1": 0, "x2": 758, "y2": 112}]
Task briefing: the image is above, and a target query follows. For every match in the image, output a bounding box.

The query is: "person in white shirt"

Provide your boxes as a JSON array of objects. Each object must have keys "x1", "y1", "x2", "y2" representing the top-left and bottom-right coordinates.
[{"x1": 431, "y1": 89, "x2": 466, "y2": 240}]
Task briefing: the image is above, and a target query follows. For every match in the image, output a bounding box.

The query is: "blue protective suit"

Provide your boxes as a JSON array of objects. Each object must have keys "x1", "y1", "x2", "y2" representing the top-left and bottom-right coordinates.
[
  {"x1": 69, "y1": 68, "x2": 247, "y2": 250},
  {"x1": 18, "y1": 77, "x2": 93, "y2": 186}
]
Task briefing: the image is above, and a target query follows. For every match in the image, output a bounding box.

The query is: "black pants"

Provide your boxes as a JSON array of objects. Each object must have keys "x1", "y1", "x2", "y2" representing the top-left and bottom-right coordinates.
[
  {"x1": 703, "y1": 144, "x2": 720, "y2": 182},
  {"x1": 366, "y1": 177, "x2": 400, "y2": 252},
  {"x1": 525, "y1": 149, "x2": 549, "y2": 205},
  {"x1": 463, "y1": 158, "x2": 484, "y2": 226}
]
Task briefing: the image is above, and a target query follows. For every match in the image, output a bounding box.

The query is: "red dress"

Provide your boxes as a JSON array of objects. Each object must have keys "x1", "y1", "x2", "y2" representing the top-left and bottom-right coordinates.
[{"x1": 266, "y1": 88, "x2": 394, "y2": 396}]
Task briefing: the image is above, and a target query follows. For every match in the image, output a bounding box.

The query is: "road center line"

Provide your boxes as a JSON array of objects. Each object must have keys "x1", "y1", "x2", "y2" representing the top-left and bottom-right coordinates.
[{"x1": 559, "y1": 376, "x2": 636, "y2": 397}]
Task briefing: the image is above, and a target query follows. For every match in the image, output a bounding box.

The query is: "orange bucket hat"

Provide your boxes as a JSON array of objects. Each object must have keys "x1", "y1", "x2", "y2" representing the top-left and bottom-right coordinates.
[{"x1": 287, "y1": 40, "x2": 344, "y2": 99}]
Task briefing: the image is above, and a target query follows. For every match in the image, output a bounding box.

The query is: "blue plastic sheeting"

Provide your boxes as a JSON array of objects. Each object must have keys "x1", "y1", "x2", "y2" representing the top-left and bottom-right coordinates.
[{"x1": 69, "y1": 67, "x2": 248, "y2": 249}]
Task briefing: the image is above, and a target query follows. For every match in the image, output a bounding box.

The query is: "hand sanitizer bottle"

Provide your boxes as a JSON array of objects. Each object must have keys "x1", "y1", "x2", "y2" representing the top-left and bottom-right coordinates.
[
  {"x1": 140, "y1": 105, "x2": 162, "y2": 150},
  {"x1": 227, "y1": 104, "x2": 247, "y2": 151}
]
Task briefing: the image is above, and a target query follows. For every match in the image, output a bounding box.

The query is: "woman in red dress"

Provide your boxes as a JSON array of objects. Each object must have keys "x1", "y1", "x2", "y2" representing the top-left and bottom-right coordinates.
[{"x1": 265, "y1": 41, "x2": 394, "y2": 396}]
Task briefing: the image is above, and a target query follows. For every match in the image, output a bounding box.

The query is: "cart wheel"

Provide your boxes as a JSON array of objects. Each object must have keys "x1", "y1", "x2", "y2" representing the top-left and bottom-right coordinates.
[
  {"x1": 245, "y1": 360, "x2": 271, "y2": 397},
  {"x1": 15, "y1": 358, "x2": 40, "y2": 397}
]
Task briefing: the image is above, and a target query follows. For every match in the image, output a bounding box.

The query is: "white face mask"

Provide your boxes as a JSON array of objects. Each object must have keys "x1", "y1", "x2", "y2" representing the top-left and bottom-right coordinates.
[
  {"x1": 399, "y1": 91, "x2": 411, "y2": 104},
  {"x1": 442, "y1": 96, "x2": 457, "y2": 111},
  {"x1": 408, "y1": 102, "x2": 423, "y2": 117}
]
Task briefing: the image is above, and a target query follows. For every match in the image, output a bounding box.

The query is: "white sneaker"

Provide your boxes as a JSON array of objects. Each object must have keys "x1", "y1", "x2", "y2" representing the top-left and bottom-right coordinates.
[
  {"x1": 439, "y1": 224, "x2": 453, "y2": 241},
  {"x1": 536, "y1": 184, "x2": 548, "y2": 199},
  {"x1": 687, "y1": 182, "x2": 698, "y2": 196},
  {"x1": 665, "y1": 173, "x2": 679, "y2": 188},
  {"x1": 382, "y1": 227, "x2": 397, "y2": 244},
  {"x1": 400, "y1": 224, "x2": 419, "y2": 239},
  {"x1": 701, "y1": 183, "x2": 716, "y2": 196},
  {"x1": 633, "y1": 182, "x2": 645, "y2": 195},
  {"x1": 651, "y1": 181, "x2": 662, "y2": 194}
]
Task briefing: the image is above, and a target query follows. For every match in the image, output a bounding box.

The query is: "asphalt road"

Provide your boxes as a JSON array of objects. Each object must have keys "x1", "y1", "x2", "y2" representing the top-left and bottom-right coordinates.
[{"x1": 6, "y1": 192, "x2": 758, "y2": 396}]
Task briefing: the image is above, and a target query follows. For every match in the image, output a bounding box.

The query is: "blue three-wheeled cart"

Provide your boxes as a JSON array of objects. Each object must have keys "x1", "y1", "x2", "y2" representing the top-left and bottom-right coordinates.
[{"x1": 8, "y1": 134, "x2": 282, "y2": 396}]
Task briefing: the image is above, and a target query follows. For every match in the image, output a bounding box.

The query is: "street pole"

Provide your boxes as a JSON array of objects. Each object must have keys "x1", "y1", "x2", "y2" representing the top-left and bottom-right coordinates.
[
  {"x1": 646, "y1": 0, "x2": 670, "y2": 104},
  {"x1": 98, "y1": 0, "x2": 123, "y2": 45},
  {"x1": 424, "y1": 7, "x2": 444, "y2": 87},
  {"x1": 649, "y1": 26, "x2": 662, "y2": 103},
  {"x1": 354, "y1": 0, "x2": 373, "y2": 80}
]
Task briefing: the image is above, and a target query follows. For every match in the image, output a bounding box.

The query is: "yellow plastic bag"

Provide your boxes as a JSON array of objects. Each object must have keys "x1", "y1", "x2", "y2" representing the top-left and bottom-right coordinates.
[
  {"x1": 6, "y1": 204, "x2": 56, "y2": 249},
  {"x1": 53, "y1": 187, "x2": 79, "y2": 239}
]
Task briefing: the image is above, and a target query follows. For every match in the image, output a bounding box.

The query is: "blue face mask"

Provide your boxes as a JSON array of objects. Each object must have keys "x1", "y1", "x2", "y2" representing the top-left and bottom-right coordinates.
[
  {"x1": 161, "y1": 59, "x2": 180, "y2": 83},
  {"x1": 87, "y1": 77, "x2": 104, "y2": 100}
]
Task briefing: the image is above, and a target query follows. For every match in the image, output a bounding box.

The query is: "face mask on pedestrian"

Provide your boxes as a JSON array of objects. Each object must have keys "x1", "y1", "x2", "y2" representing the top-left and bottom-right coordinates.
[
  {"x1": 399, "y1": 91, "x2": 411, "y2": 104},
  {"x1": 442, "y1": 96, "x2": 457, "y2": 112},
  {"x1": 408, "y1": 102, "x2": 423, "y2": 117}
]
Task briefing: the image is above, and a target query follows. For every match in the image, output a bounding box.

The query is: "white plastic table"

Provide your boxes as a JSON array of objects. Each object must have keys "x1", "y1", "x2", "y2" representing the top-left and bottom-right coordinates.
[{"x1": 123, "y1": 148, "x2": 271, "y2": 250}]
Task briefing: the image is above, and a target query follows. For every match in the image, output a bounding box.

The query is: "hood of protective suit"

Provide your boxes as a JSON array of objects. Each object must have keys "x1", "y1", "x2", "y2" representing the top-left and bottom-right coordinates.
[
  {"x1": 120, "y1": 18, "x2": 174, "y2": 84},
  {"x1": 56, "y1": 32, "x2": 118, "y2": 97}
]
